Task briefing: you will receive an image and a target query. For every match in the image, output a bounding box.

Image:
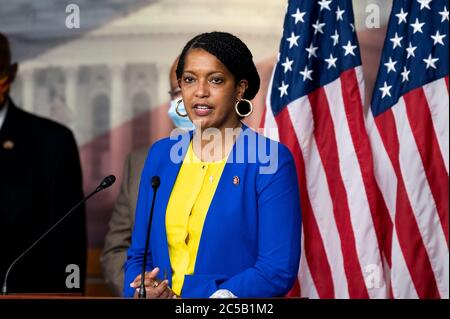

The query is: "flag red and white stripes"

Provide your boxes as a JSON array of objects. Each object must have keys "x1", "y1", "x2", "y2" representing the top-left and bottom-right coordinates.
[
  {"x1": 262, "y1": 67, "x2": 388, "y2": 298},
  {"x1": 366, "y1": 0, "x2": 448, "y2": 298},
  {"x1": 261, "y1": 0, "x2": 389, "y2": 298},
  {"x1": 262, "y1": 0, "x2": 448, "y2": 298},
  {"x1": 367, "y1": 76, "x2": 449, "y2": 298}
]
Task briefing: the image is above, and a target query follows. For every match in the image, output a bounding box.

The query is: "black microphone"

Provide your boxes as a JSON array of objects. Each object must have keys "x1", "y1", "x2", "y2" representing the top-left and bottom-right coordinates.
[
  {"x1": 139, "y1": 176, "x2": 161, "y2": 298},
  {"x1": 1, "y1": 175, "x2": 116, "y2": 295},
  {"x1": 96, "y1": 174, "x2": 116, "y2": 192}
]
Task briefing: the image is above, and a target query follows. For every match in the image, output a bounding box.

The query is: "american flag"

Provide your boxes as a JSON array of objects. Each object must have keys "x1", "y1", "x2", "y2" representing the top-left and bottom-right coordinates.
[
  {"x1": 261, "y1": 0, "x2": 388, "y2": 298},
  {"x1": 367, "y1": 0, "x2": 449, "y2": 298}
]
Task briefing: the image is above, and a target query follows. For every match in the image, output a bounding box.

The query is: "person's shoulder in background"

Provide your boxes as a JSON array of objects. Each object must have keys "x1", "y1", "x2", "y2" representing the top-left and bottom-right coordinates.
[
  {"x1": 128, "y1": 147, "x2": 149, "y2": 179},
  {"x1": 13, "y1": 103, "x2": 74, "y2": 139},
  {"x1": 4, "y1": 103, "x2": 78, "y2": 158},
  {"x1": 100, "y1": 145, "x2": 149, "y2": 296}
]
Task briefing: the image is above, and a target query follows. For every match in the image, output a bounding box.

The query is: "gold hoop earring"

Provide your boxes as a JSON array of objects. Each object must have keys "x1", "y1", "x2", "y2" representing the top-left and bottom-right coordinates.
[
  {"x1": 235, "y1": 99, "x2": 253, "y2": 117},
  {"x1": 175, "y1": 99, "x2": 188, "y2": 117}
]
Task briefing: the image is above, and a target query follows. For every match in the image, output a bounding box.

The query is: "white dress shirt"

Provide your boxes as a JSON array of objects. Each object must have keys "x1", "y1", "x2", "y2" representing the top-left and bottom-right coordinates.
[{"x1": 0, "y1": 100, "x2": 8, "y2": 131}]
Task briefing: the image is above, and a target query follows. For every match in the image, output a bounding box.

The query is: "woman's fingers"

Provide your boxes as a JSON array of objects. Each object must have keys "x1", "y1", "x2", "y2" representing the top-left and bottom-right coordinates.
[
  {"x1": 134, "y1": 286, "x2": 176, "y2": 299},
  {"x1": 147, "y1": 267, "x2": 160, "y2": 279},
  {"x1": 158, "y1": 288, "x2": 171, "y2": 299},
  {"x1": 167, "y1": 289, "x2": 177, "y2": 299},
  {"x1": 151, "y1": 280, "x2": 168, "y2": 297},
  {"x1": 143, "y1": 280, "x2": 169, "y2": 298},
  {"x1": 131, "y1": 273, "x2": 175, "y2": 299},
  {"x1": 143, "y1": 279, "x2": 157, "y2": 286},
  {"x1": 130, "y1": 267, "x2": 160, "y2": 288}
]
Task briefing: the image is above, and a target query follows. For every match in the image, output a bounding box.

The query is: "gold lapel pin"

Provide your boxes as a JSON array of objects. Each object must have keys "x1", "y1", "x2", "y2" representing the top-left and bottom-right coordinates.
[
  {"x1": 3, "y1": 140, "x2": 14, "y2": 150},
  {"x1": 233, "y1": 176, "x2": 240, "y2": 186}
]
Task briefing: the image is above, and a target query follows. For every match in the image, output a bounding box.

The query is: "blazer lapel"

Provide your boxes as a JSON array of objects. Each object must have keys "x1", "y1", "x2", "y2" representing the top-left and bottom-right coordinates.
[{"x1": 151, "y1": 130, "x2": 193, "y2": 284}]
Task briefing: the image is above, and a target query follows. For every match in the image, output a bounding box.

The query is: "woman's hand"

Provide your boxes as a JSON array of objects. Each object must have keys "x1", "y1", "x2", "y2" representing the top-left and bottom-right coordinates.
[{"x1": 130, "y1": 267, "x2": 178, "y2": 299}]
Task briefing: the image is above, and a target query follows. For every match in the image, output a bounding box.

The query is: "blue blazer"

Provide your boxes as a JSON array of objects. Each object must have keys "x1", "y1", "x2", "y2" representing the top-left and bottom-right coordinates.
[{"x1": 123, "y1": 125, "x2": 302, "y2": 298}]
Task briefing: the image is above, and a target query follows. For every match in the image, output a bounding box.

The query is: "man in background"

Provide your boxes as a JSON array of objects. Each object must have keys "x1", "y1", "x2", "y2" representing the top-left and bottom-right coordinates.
[
  {"x1": 101, "y1": 56, "x2": 193, "y2": 296},
  {"x1": 0, "y1": 33, "x2": 87, "y2": 294}
]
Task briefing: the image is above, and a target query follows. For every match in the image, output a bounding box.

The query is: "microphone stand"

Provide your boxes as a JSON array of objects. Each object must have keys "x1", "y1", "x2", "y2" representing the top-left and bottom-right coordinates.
[
  {"x1": 1, "y1": 175, "x2": 116, "y2": 295},
  {"x1": 138, "y1": 176, "x2": 160, "y2": 298}
]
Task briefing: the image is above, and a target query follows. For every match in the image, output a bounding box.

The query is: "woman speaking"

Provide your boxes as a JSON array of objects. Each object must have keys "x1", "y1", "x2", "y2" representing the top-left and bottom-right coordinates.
[{"x1": 123, "y1": 32, "x2": 301, "y2": 298}]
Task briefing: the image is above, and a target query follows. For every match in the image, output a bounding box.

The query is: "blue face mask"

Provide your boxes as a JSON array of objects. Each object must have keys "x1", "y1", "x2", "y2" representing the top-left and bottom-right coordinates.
[{"x1": 168, "y1": 99, "x2": 195, "y2": 131}]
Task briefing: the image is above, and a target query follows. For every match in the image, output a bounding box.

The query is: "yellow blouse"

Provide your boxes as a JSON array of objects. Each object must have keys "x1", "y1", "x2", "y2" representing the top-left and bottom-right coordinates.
[{"x1": 165, "y1": 142, "x2": 227, "y2": 296}]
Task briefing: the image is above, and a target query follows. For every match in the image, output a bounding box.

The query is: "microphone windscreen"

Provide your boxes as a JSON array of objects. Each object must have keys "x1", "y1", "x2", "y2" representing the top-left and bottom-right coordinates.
[
  {"x1": 151, "y1": 176, "x2": 161, "y2": 188},
  {"x1": 101, "y1": 175, "x2": 116, "y2": 189}
]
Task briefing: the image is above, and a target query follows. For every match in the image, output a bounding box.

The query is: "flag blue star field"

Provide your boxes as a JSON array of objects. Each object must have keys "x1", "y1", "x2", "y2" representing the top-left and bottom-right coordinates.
[
  {"x1": 262, "y1": 0, "x2": 388, "y2": 298},
  {"x1": 367, "y1": 0, "x2": 448, "y2": 298}
]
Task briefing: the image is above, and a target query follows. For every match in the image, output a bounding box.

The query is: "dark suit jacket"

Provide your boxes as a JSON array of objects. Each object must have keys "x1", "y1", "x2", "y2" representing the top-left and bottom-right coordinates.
[
  {"x1": 100, "y1": 147, "x2": 148, "y2": 296},
  {"x1": 0, "y1": 100, "x2": 87, "y2": 294}
]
